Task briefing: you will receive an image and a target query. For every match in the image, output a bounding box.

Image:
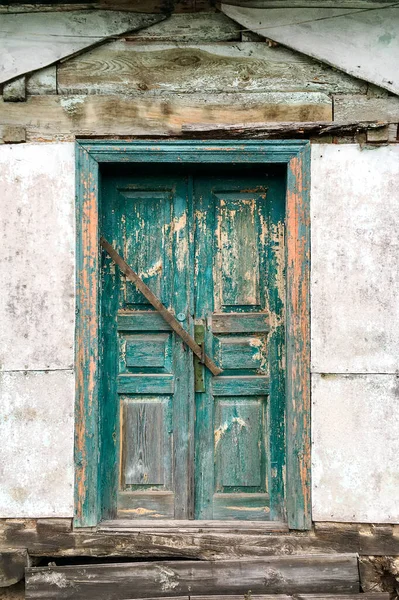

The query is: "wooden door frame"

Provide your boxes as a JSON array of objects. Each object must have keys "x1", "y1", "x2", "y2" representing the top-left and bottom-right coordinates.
[{"x1": 75, "y1": 140, "x2": 311, "y2": 530}]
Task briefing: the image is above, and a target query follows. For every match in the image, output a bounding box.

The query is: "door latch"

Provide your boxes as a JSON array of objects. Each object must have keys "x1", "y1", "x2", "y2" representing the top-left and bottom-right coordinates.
[{"x1": 194, "y1": 324, "x2": 205, "y2": 392}]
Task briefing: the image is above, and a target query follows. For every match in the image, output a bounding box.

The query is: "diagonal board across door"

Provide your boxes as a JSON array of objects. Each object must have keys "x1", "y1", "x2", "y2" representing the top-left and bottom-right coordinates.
[{"x1": 100, "y1": 165, "x2": 286, "y2": 522}]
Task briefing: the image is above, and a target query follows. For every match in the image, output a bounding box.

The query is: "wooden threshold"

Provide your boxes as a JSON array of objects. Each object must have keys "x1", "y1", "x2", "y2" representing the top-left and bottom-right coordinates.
[
  {"x1": 2, "y1": 519, "x2": 399, "y2": 558},
  {"x1": 99, "y1": 519, "x2": 289, "y2": 533}
]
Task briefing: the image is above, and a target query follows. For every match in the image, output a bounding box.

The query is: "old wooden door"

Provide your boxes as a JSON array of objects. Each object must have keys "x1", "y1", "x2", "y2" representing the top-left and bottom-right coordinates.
[{"x1": 100, "y1": 165, "x2": 286, "y2": 522}]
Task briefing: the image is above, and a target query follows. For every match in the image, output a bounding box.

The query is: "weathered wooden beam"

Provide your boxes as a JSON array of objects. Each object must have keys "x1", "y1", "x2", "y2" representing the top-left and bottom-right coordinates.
[
  {"x1": 333, "y1": 95, "x2": 399, "y2": 121},
  {"x1": 358, "y1": 556, "x2": 399, "y2": 597},
  {"x1": 181, "y1": 120, "x2": 389, "y2": 138},
  {"x1": 0, "y1": 125, "x2": 26, "y2": 143},
  {"x1": 1, "y1": 519, "x2": 399, "y2": 559},
  {"x1": 222, "y1": 0, "x2": 395, "y2": 6},
  {"x1": 26, "y1": 65, "x2": 57, "y2": 95},
  {"x1": 57, "y1": 41, "x2": 366, "y2": 96},
  {"x1": 0, "y1": 93, "x2": 332, "y2": 140},
  {"x1": 0, "y1": 549, "x2": 29, "y2": 587},
  {"x1": 104, "y1": 596, "x2": 388, "y2": 600},
  {"x1": 131, "y1": 13, "x2": 241, "y2": 42},
  {"x1": 25, "y1": 555, "x2": 359, "y2": 599},
  {"x1": 0, "y1": 1, "x2": 393, "y2": 10},
  {"x1": 3, "y1": 76, "x2": 26, "y2": 102}
]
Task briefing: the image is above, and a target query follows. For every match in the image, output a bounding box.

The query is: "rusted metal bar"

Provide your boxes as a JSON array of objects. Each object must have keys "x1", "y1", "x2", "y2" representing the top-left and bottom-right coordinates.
[{"x1": 100, "y1": 236, "x2": 222, "y2": 377}]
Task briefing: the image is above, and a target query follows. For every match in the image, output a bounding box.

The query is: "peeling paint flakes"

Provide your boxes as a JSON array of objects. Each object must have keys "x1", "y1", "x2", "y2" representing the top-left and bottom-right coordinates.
[{"x1": 214, "y1": 417, "x2": 247, "y2": 448}]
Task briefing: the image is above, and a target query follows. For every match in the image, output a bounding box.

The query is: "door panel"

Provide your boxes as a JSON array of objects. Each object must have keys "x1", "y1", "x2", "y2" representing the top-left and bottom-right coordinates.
[
  {"x1": 194, "y1": 175, "x2": 286, "y2": 521},
  {"x1": 101, "y1": 175, "x2": 194, "y2": 520},
  {"x1": 101, "y1": 167, "x2": 286, "y2": 522}
]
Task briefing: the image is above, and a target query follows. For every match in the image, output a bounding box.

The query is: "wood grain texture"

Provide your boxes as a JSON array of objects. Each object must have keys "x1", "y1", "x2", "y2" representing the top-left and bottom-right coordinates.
[
  {"x1": 223, "y1": 0, "x2": 395, "y2": 5},
  {"x1": 221, "y1": 5, "x2": 399, "y2": 95},
  {"x1": 285, "y1": 145, "x2": 311, "y2": 530},
  {"x1": 26, "y1": 66, "x2": 57, "y2": 95},
  {"x1": 182, "y1": 121, "x2": 390, "y2": 138},
  {"x1": 74, "y1": 144, "x2": 100, "y2": 528},
  {"x1": 131, "y1": 13, "x2": 241, "y2": 42},
  {"x1": 333, "y1": 95, "x2": 399, "y2": 121},
  {"x1": 2, "y1": 519, "x2": 399, "y2": 558},
  {"x1": 0, "y1": 549, "x2": 28, "y2": 587},
  {"x1": 25, "y1": 555, "x2": 360, "y2": 599},
  {"x1": 0, "y1": 94, "x2": 332, "y2": 140},
  {"x1": 3, "y1": 76, "x2": 26, "y2": 102},
  {"x1": 57, "y1": 41, "x2": 366, "y2": 96},
  {"x1": 0, "y1": 10, "x2": 165, "y2": 84},
  {"x1": 0, "y1": 1, "x2": 217, "y2": 13}
]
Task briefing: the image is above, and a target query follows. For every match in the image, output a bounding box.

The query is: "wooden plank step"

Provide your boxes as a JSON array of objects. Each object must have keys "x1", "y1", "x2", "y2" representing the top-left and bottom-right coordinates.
[
  {"x1": 93, "y1": 596, "x2": 389, "y2": 600},
  {"x1": 25, "y1": 554, "x2": 360, "y2": 599}
]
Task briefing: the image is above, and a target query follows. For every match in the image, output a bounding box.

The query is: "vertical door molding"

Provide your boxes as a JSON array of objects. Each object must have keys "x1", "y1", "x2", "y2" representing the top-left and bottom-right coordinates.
[{"x1": 75, "y1": 140, "x2": 311, "y2": 529}]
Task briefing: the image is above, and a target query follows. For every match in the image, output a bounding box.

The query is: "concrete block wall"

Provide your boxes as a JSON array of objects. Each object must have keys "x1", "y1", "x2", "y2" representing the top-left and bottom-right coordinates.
[{"x1": 0, "y1": 142, "x2": 398, "y2": 521}]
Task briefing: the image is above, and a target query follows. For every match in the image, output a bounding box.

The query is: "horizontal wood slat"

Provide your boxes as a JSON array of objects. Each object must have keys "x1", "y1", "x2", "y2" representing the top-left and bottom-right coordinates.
[
  {"x1": 99, "y1": 519, "x2": 287, "y2": 531},
  {"x1": 212, "y1": 375, "x2": 269, "y2": 395},
  {"x1": 118, "y1": 312, "x2": 172, "y2": 332},
  {"x1": 182, "y1": 120, "x2": 391, "y2": 139},
  {"x1": 333, "y1": 95, "x2": 399, "y2": 122},
  {"x1": 212, "y1": 313, "x2": 270, "y2": 333},
  {"x1": 1, "y1": 519, "x2": 399, "y2": 558},
  {"x1": 117, "y1": 492, "x2": 174, "y2": 520},
  {"x1": 117, "y1": 374, "x2": 174, "y2": 394},
  {"x1": 25, "y1": 555, "x2": 359, "y2": 599},
  {"x1": 0, "y1": 94, "x2": 332, "y2": 140},
  {"x1": 70, "y1": 596, "x2": 389, "y2": 600},
  {"x1": 57, "y1": 42, "x2": 365, "y2": 96},
  {"x1": 213, "y1": 492, "x2": 270, "y2": 520}
]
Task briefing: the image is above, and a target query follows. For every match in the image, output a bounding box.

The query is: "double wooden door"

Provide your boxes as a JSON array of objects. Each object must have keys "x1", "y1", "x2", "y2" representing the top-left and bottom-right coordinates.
[{"x1": 100, "y1": 165, "x2": 286, "y2": 522}]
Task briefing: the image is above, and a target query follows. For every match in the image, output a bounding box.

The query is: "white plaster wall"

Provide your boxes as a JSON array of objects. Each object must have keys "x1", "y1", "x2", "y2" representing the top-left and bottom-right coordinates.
[
  {"x1": 311, "y1": 144, "x2": 399, "y2": 522},
  {"x1": 0, "y1": 143, "x2": 75, "y2": 371},
  {"x1": 1, "y1": 142, "x2": 399, "y2": 523},
  {"x1": 0, "y1": 371, "x2": 74, "y2": 517},
  {"x1": 311, "y1": 144, "x2": 399, "y2": 374},
  {"x1": 0, "y1": 143, "x2": 75, "y2": 517}
]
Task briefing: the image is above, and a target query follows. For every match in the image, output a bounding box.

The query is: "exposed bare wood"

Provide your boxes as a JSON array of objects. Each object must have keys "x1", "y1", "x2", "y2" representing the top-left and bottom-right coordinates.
[
  {"x1": 26, "y1": 65, "x2": 57, "y2": 95},
  {"x1": 359, "y1": 557, "x2": 399, "y2": 597},
  {"x1": 100, "y1": 519, "x2": 288, "y2": 531},
  {"x1": 119, "y1": 596, "x2": 389, "y2": 600},
  {"x1": 25, "y1": 555, "x2": 360, "y2": 599},
  {"x1": 3, "y1": 76, "x2": 26, "y2": 102},
  {"x1": 366, "y1": 125, "x2": 390, "y2": 142},
  {"x1": 0, "y1": 550, "x2": 29, "y2": 587},
  {"x1": 0, "y1": 93, "x2": 332, "y2": 140},
  {"x1": 0, "y1": 11, "x2": 166, "y2": 84},
  {"x1": 1, "y1": 519, "x2": 399, "y2": 559},
  {"x1": 131, "y1": 13, "x2": 241, "y2": 42},
  {"x1": 0, "y1": 125, "x2": 26, "y2": 143},
  {"x1": 182, "y1": 120, "x2": 389, "y2": 138},
  {"x1": 57, "y1": 41, "x2": 366, "y2": 96},
  {"x1": 0, "y1": 2, "x2": 216, "y2": 14},
  {"x1": 333, "y1": 96, "x2": 399, "y2": 121},
  {"x1": 223, "y1": 0, "x2": 396, "y2": 6},
  {"x1": 221, "y1": 4, "x2": 399, "y2": 95},
  {"x1": 0, "y1": 1, "x2": 394, "y2": 10},
  {"x1": 388, "y1": 123, "x2": 399, "y2": 141}
]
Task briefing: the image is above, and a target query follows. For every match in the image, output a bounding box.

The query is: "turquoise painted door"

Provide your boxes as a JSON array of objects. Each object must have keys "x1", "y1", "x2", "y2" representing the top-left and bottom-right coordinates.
[{"x1": 100, "y1": 166, "x2": 286, "y2": 521}]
